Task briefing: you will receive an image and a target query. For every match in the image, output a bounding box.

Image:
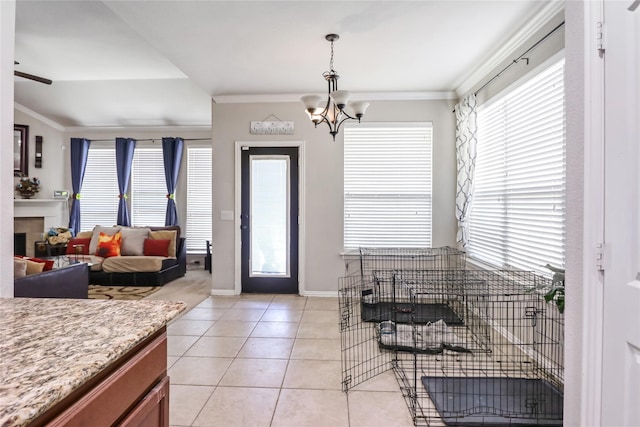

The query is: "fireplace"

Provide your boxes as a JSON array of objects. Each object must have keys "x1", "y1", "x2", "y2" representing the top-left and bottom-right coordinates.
[
  {"x1": 14, "y1": 199, "x2": 67, "y2": 257},
  {"x1": 14, "y1": 233, "x2": 26, "y2": 256},
  {"x1": 14, "y1": 218, "x2": 45, "y2": 257}
]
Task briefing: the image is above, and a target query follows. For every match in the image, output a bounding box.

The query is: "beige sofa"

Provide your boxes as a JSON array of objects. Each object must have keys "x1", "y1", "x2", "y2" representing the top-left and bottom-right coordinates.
[{"x1": 72, "y1": 225, "x2": 186, "y2": 286}]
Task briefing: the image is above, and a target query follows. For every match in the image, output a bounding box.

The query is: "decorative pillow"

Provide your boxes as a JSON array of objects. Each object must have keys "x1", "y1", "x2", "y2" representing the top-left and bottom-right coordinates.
[
  {"x1": 120, "y1": 227, "x2": 151, "y2": 256},
  {"x1": 95, "y1": 231, "x2": 122, "y2": 258},
  {"x1": 149, "y1": 230, "x2": 177, "y2": 258},
  {"x1": 14, "y1": 255, "x2": 54, "y2": 271},
  {"x1": 89, "y1": 226, "x2": 121, "y2": 255},
  {"x1": 24, "y1": 259, "x2": 45, "y2": 275},
  {"x1": 143, "y1": 238, "x2": 171, "y2": 257},
  {"x1": 76, "y1": 231, "x2": 93, "y2": 239},
  {"x1": 14, "y1": 259, "x2": 27, "y2": 278},
  {"x1": 66, "y1": 238, "x2": 91, "y2": 255}
]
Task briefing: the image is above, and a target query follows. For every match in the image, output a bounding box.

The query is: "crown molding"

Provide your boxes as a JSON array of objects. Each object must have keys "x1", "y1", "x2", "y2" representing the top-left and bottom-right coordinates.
[
  {"x1": 454, "y1": 0, "x2": 565, "y2": 98},
  {"x1": 63, "y1": 125, "x2": 211, "y2": 133},
  {"x1": 213, "y1": 91, "x2": 456, "y2": 104},
  {"x1": 14, "y1": 103, "x2": 65, "y2": 131}
]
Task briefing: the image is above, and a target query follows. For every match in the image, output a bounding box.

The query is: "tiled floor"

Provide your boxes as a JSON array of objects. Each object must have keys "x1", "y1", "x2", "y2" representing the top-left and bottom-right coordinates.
[{"x1": 167, "y1": 294, "x2": 415, "y2": 427}]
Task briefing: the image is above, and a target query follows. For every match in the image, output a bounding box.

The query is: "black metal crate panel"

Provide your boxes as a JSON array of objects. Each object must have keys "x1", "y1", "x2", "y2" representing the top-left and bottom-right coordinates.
[
  {"x1": 361, "y1": 302, "x2": 464, "y2": 325},
  {"x1": 421, "y1": 376, "x2": 563, "y2": 426}
]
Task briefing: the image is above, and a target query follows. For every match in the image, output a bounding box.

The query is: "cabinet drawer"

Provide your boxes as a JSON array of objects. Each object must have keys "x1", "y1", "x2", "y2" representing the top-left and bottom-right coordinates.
[
  {"x1": 46, "y1": 333, "x2": 167, "y2": 427},
  {"x1": 117, "y1": 376, "x2": 169, "y2": 427}
]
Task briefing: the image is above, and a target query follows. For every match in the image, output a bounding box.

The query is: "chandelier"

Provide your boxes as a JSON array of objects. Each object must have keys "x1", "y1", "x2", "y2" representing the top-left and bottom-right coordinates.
[{"x1": 301, "y1": 34, "x2": 369, "y2": 141}]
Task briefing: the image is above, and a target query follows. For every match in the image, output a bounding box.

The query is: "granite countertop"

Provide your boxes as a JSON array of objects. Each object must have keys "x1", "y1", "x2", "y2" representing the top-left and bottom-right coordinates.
[{"x1": 0, "y1": 298, "x2": 185, "y2": 427}]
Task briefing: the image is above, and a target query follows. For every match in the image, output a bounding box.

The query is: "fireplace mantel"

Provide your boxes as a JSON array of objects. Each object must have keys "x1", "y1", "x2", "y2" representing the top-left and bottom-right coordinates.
[{"x1": 14, "y1": 199, "x2": 68, "y2": 231}]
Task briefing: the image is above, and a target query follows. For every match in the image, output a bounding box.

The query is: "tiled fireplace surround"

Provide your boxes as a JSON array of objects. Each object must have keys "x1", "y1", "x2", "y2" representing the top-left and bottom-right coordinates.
[{"x1": 14, "y1": 200, "x2": 67, "y2": 257}]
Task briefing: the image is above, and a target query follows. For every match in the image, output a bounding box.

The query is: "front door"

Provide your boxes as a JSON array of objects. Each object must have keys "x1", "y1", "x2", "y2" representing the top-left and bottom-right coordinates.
[
  {"x1": 241, "y1": 146, "x2": 299, "y2": 293},
  {"x1": 600, "y1": 1, "x2": 640, "y2": 425}
]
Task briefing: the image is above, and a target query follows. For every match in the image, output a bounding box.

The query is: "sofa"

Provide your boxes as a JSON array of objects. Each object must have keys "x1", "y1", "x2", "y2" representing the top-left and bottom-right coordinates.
[
  {"x1": 70, "y1": 225, "x2": 187, "y2": 287},
  {"x1": 14, "y1": 262, "x2": 89, "y2": 299}
]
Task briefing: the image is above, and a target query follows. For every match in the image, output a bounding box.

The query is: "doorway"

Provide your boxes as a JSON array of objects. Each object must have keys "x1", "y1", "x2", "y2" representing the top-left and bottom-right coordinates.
[{"x1": 240, "y1": 146, "x2": 299, "y2": 293}]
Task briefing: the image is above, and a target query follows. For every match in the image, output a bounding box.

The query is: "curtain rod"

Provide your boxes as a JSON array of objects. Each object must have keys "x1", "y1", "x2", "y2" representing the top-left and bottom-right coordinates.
[
  {"x1": 82, "y1": 138, "x2": 212, "y2": 143},
  {"x1": 473, "y1": 21, "x2": 565, "y2": 96}
]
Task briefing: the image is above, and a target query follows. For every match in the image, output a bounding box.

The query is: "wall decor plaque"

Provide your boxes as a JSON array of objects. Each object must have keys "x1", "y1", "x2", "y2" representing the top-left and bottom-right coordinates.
[{"x1": 250, "y1": 120, "x2": 295, "y2": 135}]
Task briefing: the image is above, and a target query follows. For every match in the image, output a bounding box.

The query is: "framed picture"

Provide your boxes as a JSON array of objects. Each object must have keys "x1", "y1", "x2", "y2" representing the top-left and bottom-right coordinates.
[{"x1": 14, "y1": 124, "x2": 29, "y2": 177}]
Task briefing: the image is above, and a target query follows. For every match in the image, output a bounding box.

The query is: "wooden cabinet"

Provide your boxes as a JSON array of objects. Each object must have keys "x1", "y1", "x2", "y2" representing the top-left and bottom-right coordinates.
[
  {"x1": 118, "y1": 377, "x2": 169, "y2": 427},
  {"x1": 32, "y1": 329, "x2": 169, "y2": 427}
]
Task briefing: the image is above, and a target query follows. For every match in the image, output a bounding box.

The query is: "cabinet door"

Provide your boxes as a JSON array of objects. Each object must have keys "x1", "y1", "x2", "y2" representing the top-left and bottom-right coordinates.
[{"x1": 117, "y1": 376, "x2": 169, "y2": 427}]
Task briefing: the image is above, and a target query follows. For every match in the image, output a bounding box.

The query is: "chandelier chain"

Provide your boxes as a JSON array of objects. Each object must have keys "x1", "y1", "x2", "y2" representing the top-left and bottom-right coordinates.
[{"x1": 329, "y1": 40, "x2": 335, "y2": 72}]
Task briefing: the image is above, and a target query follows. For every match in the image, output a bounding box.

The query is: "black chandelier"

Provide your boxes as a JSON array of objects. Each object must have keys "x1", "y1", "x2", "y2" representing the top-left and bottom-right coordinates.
[{"x1": 301, "y1": 34, "x2": 369, "y2": 141}]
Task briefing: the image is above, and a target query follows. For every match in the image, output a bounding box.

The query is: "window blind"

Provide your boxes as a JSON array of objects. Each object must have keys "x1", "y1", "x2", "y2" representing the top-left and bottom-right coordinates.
[
  {"x1": 80, "y1": 147, "x2": 117, "y2": 232},
  {"x1": 344, "y1": 123, "x2": 432, "y2": 249},
  {"x1": 468, "y1": 58, "x2": 566, "y2": 274},
  {"x1": 131, "y1": 147, "x2": 166, "y2": 227},
  {"x1": 186, "y1": 146, "x2": 212, "y2": 253}
]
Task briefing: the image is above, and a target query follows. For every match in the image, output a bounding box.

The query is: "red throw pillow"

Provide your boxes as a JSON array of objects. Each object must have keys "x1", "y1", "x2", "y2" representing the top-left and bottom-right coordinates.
[
  {"x1": 66, "y1": 238, "x2": 91, "y2": 255},
  {"x1": 95, "y1": 231, "x2": 122, "y2": 258},
  {"x1": 14, "y1": 255, "x2": 54, "y2": 271},
  {"x1": 143, "y1": 239, "x2": 170, "y2": 257}
]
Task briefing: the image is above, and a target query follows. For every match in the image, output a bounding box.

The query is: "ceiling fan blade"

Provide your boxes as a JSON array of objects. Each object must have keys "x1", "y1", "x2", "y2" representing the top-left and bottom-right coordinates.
[{"x1": 14, "y1": 70, "x2": 52, "y2": 85}]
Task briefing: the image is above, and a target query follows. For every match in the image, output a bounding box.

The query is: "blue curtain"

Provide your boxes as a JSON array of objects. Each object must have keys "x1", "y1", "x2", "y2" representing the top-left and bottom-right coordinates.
[
  {"x1": 68, "y1": 138, "x2": 91, "y2": 235},
  {"x1": 162, "y1": 137, "x2": 184, "y2": 226},
  {"x1": 115, "y1": 137, "x2": 136, "y2": 226}
]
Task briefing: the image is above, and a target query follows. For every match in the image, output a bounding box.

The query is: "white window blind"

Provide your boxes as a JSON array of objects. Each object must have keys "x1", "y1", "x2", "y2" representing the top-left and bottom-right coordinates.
[
  {"x1": 186, "y1": 146, "x2": 212, "y2": 253},
  {"x1": 468, "y1": 58, "x2": 566, "y2": 274},
  {"x1": 80, "y1": 147, "x2": 117, "y2": 232},
  {"x1": 131, "y1": 147, "x2": 166, "y2": 227},
  {"x1": 344, "y1": 123, "x2": 432, "y2": 249}
]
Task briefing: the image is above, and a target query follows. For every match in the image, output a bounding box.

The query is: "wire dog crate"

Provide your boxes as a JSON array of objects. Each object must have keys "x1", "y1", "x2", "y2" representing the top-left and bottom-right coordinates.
[
  {"x1": 339, "y1": 267, "x2": 564, "y2": 426},
  {"x1": 343, "y1": 247, "x2": 466, "y2": 324}
]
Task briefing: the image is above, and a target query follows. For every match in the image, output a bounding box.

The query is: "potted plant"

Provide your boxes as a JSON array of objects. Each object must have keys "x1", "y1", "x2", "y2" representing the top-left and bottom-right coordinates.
[
  {"x1": 541, "y1": 264, "x2": 565, "y2": 313},
  {"x1": 15, "y1": 177, "x2": 40, "y2": 199}
]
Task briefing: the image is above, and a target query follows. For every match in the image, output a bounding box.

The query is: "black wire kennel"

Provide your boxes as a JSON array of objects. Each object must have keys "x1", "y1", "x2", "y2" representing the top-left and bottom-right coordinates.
[{"x1": 339, "y1": 264, "x2": 564, "y2": 427}]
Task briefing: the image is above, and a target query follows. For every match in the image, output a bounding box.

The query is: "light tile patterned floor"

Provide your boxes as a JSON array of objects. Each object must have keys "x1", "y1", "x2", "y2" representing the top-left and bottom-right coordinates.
[{"x1": 167, "y1": 294, "x2": 415, "y2": 427}]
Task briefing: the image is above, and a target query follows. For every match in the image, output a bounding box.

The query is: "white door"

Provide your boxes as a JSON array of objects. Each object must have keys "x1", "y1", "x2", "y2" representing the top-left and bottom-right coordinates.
[{"x1": 601, "y1": 1, "x2": 640, "y2": 425}]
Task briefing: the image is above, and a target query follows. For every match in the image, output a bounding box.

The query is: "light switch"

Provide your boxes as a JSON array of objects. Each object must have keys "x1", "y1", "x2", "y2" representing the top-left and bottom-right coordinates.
[{"x1": 221, "y1": 210, "x2": 234, "y2": 221}]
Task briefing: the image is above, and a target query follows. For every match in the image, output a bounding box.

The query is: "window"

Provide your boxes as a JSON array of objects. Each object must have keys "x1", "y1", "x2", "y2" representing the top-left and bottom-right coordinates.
[
  {"x1": 468, "y1": 58, "x2": 566, "y2": 274},
  {"x1": 131, "y1": 147, "x2": 166, "y2": 227},
  {"x1": 344, "y1": 123, "x2": 432, "y2": 249},
  {"x1": 186, "y1": 146, "x2": 212, "y2": 253},
  {"x1": 80, "y1": 147, "x2": 117, "y2": 231}
]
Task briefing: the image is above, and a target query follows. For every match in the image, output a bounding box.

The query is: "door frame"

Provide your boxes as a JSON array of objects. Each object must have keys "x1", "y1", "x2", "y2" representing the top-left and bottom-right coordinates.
[
  {"x1": 579, "y1": 1, "x2": 606, "y2": 424},
  {"x1": 234, "y1": 140, "x2": 305, "y2": 295}
]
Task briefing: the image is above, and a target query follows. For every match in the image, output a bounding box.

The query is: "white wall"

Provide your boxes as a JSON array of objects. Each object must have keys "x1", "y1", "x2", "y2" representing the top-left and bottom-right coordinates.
[
  {"x1": 211, "y1": 99, "x2": 457, "y2": 293},
  {"x1": 13, "y1": 110, "x2": 66, "y2": 199},
  {"x1": 0, "y1": 1, "x2": 15, "y2": 297}
]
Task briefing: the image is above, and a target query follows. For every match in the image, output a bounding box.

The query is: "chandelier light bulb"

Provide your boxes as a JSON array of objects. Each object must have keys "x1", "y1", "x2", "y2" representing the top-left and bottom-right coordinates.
[
  {"x1": 301, "y1": 94, "x2": 323, "y2": 111},
  {"x1": 349, "y1": 101, "x2": 370, "y2": 119},
  {"x1": 330, "y1": 90, "x2": 351, "y2": 109}
]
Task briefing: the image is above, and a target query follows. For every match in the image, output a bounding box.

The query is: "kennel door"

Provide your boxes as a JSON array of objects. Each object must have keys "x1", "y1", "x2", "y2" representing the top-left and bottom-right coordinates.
[{"x1": 339, "y1": 276, "x2": 395, "y2": 392}]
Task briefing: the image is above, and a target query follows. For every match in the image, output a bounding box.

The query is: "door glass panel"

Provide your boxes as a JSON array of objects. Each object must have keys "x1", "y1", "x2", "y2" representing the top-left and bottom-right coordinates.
[{"x1": 250, "y1": 156, "x2": 289, "y2": 277}]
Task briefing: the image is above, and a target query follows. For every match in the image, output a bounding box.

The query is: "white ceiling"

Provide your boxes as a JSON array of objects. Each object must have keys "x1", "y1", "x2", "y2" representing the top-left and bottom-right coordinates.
[{"x1": 13, "y1": 0, "x2": 559, "y2": 129}]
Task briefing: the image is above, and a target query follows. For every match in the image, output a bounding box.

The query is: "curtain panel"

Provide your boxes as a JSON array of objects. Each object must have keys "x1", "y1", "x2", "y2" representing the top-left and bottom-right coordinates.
[
  {"x1": 115, "y1": 137, "x2": 136, "y2": 226},
  {"x1": 162, "y1": 137, "x2": 184, "y2": 226},
  {"x1": 68, "y1": 138, "x2": 91, "y2": 235},
  {"x1": 455, "y1": 94, "x2": 478, "y2": 248}
]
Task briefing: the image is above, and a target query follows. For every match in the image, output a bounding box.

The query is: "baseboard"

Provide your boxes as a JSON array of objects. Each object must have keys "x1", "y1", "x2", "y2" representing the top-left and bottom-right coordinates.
[
  {"x1": 210, "y1": 289, "x2": 237, "y2": 296},
  {"x1": 209, "y1": 289, "x2": 338, "y2": 297},
  {"x1": 301, "y1": 290, "x2": 339, "y2": 298}
]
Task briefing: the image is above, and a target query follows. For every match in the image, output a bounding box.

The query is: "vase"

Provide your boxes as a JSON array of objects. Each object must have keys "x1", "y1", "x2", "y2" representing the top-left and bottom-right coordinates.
[{"x1": 21, "y1": 194, "x2": 33, "y2": 199}]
